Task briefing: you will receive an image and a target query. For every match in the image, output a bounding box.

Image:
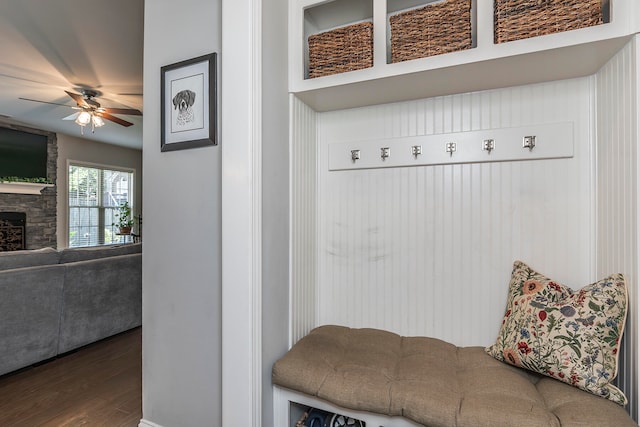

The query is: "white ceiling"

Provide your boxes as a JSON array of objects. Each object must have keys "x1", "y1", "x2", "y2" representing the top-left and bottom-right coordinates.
[{"x1": 0, "y1": 0, "x2": 144, "y2": 149}]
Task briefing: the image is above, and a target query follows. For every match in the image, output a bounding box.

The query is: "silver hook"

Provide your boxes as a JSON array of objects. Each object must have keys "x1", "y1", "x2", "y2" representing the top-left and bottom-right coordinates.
[{"x1": 446, "y1": 142, "x2": 456, "y2": 157}]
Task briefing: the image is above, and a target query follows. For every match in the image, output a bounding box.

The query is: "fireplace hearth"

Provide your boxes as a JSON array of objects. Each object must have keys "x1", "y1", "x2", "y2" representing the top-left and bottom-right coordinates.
[{"x1": 0, "y1": 212, "x2": 26, "y2": 251}]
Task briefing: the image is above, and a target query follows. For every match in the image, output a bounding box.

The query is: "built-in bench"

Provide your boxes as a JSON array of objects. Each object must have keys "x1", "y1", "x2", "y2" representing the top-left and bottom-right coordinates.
[{"x1": 273, "y1": 325, "x2": 637, "y2": 427}]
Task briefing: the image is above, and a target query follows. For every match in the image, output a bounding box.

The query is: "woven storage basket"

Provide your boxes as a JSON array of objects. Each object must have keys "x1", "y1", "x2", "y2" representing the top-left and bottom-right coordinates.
[
  {"x1": 307, "y1": 21, "x2": 373, "y2": 79},
  {"x1": 494, "y1": 0, "x2": 603, "y2": 43},
  {"x1": 390, "y1": 0, "x2": 472, "y2": 63}
]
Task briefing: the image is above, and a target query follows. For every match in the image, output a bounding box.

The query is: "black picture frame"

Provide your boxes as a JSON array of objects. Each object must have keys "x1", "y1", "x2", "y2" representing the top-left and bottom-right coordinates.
[{"x1": 161, "y1": 53, "x2": 217, "y2": 151}]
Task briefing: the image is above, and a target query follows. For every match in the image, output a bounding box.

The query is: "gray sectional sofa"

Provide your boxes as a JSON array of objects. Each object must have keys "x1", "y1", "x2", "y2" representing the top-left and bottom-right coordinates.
[{"x1": 0, "y1": 243, "x2": 142, "y2": 376}]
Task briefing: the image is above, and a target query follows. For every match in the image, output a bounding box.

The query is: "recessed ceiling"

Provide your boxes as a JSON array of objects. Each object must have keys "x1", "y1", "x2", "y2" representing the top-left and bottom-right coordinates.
[{"x1": 0, "y1": 0, "x2": 144, "y2": 149}]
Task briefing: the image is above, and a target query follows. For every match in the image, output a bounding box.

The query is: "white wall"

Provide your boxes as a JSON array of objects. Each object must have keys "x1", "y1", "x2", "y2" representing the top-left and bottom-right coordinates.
[
  {"x1": 142, "y1": 1, "x2": 290, "y2": 425},
  {"x1": 142, "y1": 0, "x2": 222, "y2": 425},
  {"x1": 291, "y1": 77, "x2": 596, "y2": 346},
  {"x1": 261, "y1": 0, "x2": 290, "y2": 425},
  {"x1": 56, "y1": 132, "x2": 142, "y2": 248},
  {"x1": 596, "y1": 35, "x2": 639, "y2": 420},
  {"x1": 220, "y1": 0, "x2": 291, "y2": 424},
  {"x1": 290, "y1": 96, "x2": 318, "y2": 344}
]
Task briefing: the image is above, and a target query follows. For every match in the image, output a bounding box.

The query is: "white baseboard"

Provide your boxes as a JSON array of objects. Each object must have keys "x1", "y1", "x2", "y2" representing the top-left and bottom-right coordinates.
[{"x1": 138, "y1": 419, "x2": 165, "y2": 427}]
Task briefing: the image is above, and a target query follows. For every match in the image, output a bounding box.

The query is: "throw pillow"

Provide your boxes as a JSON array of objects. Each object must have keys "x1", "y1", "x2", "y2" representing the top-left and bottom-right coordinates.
[{"x1": 485, "y1": 260, "x2": 628, "y2": 404}]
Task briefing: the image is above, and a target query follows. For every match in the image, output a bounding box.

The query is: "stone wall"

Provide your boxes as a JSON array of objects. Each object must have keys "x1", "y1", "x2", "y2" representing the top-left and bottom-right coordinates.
[{"x1": 0, "y1": 124, "x2": 57, "y2": 250}]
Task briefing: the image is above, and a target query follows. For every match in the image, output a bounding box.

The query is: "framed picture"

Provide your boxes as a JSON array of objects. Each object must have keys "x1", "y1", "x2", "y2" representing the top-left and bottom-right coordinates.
[{"x1": 161, "y1": 53, "x2": 217, "y2": 151}]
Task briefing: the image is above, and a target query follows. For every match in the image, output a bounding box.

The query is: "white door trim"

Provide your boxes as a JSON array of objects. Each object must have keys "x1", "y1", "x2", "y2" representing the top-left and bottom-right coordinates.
[{"x1": 221, "y1": 0, "x2": 263, "y2": 426}]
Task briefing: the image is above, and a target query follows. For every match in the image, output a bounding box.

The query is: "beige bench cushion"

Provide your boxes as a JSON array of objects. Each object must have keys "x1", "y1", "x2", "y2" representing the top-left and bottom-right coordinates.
[{"x1": 272, "y1": 325, "x2": 636, "y2": 427}]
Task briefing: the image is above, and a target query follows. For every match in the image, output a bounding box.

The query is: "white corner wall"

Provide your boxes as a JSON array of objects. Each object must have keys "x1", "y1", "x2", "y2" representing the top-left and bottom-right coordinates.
[
  {"x1": 141, "y1": 0, "x2": 222, "y2": 426},
  {"x1": 596, "y1": 34, "x2": 639, "y2": 421},
  {"x1": 143, "y1": 1, "x2": 290, "y2": 426},
  {"x1": 261, "y1": 0, "x2": 291, "y2": 425},
  {"x1": 290, "y1": 95, "x2": 318, "y2": 344},
  {"x1": 219, "y1": 0, "x2": 264, "y2": 425}
]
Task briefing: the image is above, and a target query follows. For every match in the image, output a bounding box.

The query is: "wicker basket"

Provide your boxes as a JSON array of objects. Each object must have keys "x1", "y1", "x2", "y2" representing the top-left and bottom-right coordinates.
[
  {"x1": 307, "y1": 21, "x2": 373, "y2": 79},
  {"x1": 390, "y1": 0, "x2": 472, "y2": 63},
  {"x1": 494, "y1": 0, "x2": 603, "y2": 43}
]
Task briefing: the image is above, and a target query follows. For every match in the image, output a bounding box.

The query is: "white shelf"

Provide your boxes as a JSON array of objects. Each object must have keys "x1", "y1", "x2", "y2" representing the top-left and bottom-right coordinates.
[
  {"x1": 290, "y1": 0, "x2": 639, "y2": 111},
  {"x1": 274, "y1": 386, "x2": 422, "y2": 427},
  {"x1": 0, "y1": 182, "x2": 54, "y2": 194}
]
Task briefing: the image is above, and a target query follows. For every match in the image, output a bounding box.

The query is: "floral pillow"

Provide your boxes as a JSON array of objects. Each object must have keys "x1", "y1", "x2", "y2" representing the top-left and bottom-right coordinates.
[{"x1": 485, "y1": 260, "x2": 628, "y2": 405}]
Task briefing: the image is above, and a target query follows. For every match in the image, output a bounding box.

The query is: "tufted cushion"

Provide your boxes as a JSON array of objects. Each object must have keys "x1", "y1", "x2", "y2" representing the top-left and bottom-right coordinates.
[
  {"x1": 272, "y1": 325, "x2": 636, "y2": 427},
  {"x1": 486, "y1": 261, "x2": 628, "y2": 404}
]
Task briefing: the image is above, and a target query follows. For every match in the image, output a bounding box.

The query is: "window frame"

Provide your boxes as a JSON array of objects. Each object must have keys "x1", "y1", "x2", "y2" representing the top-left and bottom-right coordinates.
[{"x1": 67, "y1": 160, "x2": 136, "y2": 248}]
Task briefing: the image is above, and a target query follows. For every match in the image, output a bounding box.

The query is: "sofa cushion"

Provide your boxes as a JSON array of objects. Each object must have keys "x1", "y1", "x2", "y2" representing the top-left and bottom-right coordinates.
[
  {"x1": 485, "y1": 260, "x2": 628, "y2": 405},
  {"x1": 58, "y1": 242, "x2": 141, "y2": 264},
  {"x1": 272, "y1": 325, "x2": 636, "y2": 427},
  {"x1": 0, "y1": 264, "x2": 65, "y2": 376},
  {"x1": 0, "y1": 247, "x2": 60, "y2": 271},
  {"x1": 58, "y1": 253, "x2": 142, "y2": 353}
]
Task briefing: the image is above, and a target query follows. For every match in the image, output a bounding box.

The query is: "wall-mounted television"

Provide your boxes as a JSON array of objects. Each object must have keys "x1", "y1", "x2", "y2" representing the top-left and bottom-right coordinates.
[{"x1": 0, "y1": 128, "x2": 48, "y2": 179}]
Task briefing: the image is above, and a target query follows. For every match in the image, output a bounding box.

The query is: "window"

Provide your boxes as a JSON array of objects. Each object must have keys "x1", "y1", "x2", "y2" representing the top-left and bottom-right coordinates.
[{"x1": 68, "y1": 163, "x2": 134, "y2": 247}]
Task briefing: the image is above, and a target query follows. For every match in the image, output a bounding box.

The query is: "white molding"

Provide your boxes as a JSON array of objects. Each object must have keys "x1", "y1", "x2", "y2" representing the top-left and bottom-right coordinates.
[
  {"x1": 251, "y1": 0, "x2": 263, "y2": 425},
  {"x1": 221, "y1": 0, "x2": 262, "y2": 426},
  {"x1": 138, "y1": 420, "x2": 165, "y2": 427},
  {"x1": 635, "y1": 34, "x2": 640, "y2": 419},
  {"x1": 0, "y1": 181, "x2": 54, "y2": 194}
]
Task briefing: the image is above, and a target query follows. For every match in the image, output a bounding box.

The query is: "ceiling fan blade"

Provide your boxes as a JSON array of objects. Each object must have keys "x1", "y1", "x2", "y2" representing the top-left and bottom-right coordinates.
[
  {"x1": 65, "y1": 90, "x2": 90, "y2": 108},
  {"x1": 101, "y1": 107, "x2": 142, "y2": 116},
  {"x1": 19, "y1": 97, "x2": 74, "y2": 108},
  {"x1": 63, "y1": 112, "x2": 80, "y2": 120},
  {"x1": 98, "y1": 112, "x2": 134, "y2": 127}
]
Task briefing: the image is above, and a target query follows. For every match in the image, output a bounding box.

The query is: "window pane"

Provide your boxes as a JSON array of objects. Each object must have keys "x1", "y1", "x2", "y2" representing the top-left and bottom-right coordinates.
[
  {"x1": 103, "y1": 169, "x2": 131, "y2": 208},
  {"x1": 69, "y1": 165, "x2": 99, "y2": 207},
  {"x1": 69, "y1": 206, "x2": 98, "y2": 247}
]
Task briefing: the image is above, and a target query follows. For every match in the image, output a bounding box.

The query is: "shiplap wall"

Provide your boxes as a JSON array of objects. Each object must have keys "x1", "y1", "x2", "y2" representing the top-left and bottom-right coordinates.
[
  {"x1": 596, "y1": 36, "x2": 639, "y2": 421},
  {"x1": 290, "y1": 96, "x2": 318, "y2": 344},
  {"x1": 312, "y1": 78, "x2": 595, "y2": 346}
]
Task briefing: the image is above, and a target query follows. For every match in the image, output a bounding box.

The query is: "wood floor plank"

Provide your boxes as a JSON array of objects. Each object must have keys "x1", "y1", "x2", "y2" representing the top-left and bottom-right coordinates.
[{"x1": 0, "y1": 327, "x2": 141, "y2": 427}]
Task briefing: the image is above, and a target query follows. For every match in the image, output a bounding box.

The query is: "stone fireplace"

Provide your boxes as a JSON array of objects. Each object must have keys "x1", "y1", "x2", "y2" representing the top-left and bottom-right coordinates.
[{"x1": 0, "y1": 124, "x2": 57, "y2": 250}]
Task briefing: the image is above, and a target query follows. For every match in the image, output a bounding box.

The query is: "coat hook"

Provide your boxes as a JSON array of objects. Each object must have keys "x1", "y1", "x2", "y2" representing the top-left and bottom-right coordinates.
[
  {"x1": 483, "y1": 139, "x2": 495, "y2": 154},
  {"x1": 351, "y1": 149, "x2": 360, "y2": 162},
  {"x1": 411, "y1": 145, "x2": 422, "y2": 158},
  {"x1": 446, "y1": 142, "x2": 456, "y2": 157},
  {"x1": 523, "y1": 136, "x2": 536, "y2": 151}
]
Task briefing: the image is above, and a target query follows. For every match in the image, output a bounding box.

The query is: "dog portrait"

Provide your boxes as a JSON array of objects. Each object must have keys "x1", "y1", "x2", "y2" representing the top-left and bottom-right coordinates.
[
  {"x1": 161, "y1": 52, "x2": 217, "y2": 151},
  {"x1": 173, "y1": 89, "x2": 196, "y2": 126}
]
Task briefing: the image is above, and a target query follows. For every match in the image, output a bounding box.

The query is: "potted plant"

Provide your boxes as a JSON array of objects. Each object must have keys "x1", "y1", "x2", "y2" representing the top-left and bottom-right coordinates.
[{"x1": 113, "y1": 201, "x2": 135, "y2": 235}]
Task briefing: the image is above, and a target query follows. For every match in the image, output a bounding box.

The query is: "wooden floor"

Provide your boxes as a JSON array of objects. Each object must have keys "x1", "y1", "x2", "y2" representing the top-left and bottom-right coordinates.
[{"x1": 0, "y1": 327, "x2": 142, "y2": 427}]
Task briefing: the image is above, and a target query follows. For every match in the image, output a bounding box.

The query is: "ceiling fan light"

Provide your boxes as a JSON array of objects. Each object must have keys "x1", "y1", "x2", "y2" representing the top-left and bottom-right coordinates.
[
  {"x1": 75, "y1": 111, "x2": 92, "y2": 126},
  {"x1": 92, "y1": 115, "x2": 105, "y2": 128}
]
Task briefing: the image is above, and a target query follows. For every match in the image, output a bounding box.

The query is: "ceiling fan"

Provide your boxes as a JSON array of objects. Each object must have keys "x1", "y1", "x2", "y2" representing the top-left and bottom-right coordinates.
[{"x1": 19, "y1": 89, "x2": 142, "y2": 132}]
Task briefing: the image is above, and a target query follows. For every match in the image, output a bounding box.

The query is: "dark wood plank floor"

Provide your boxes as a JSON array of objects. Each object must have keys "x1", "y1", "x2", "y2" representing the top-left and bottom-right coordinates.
[{"x1": 0, "y1": 327, "x2": 142, "y2": 427}]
